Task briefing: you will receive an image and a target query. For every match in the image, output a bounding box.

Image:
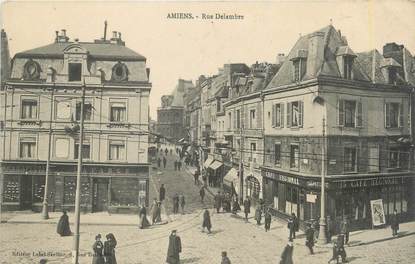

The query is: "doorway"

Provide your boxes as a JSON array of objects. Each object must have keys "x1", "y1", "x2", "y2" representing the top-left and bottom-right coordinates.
[
  {"x1": 93, "y1": 178, "x2": 109, "y2": 212},
  {"x1": 20, "y1": 176, "x2": 32, "y2": 210}
]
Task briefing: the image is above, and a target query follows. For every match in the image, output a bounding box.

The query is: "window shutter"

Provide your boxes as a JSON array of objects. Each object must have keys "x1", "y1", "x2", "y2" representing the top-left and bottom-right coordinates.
[
  {"x1": 287, "y1": 102, "x2": 291, "y2": 127},
  {"x1": 257, "y1": 103, "x2": 262, "y2": 129},
  {"x1": 281, "y1": 103, "x2": 285, "y2": 128},
  {"x1": 233, "y1": 109, "x2": 236, "y2": 130},
  {"x1": 357, "y1": 101, "x2": 363, "y2": 127},
  {"x1": 338, "y1": 99, "x2": 344, "y2": 126},
  {"x1": 399, "y1": 103, "x2": 404, "y2": 128},
  {"x1": 272, "y1": 104, "x2": 276, "y2": 127},
  {"x1": 299, "y1": 101, "x2": 304, "y2": 127},
  {"x1": 384, "y1": 103, "x2": 390, "y2": 128}
]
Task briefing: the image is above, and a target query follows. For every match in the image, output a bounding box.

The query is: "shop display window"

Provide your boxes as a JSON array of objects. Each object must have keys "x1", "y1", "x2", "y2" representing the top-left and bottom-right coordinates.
[
  {"x1": 110, "y1": 178, "x2": 139, "y2": 206},
  {"x1": 3, "y1": 175, "x2": 20, "y2": 202},
  {"x1": 32, "y1": 176, "x2": 45, "y2": 203}
]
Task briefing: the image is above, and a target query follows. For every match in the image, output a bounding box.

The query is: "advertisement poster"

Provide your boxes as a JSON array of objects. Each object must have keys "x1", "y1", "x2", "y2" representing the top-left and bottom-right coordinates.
[{"x1": 370, "y1": 199, "x2": 386, "y2": 226}]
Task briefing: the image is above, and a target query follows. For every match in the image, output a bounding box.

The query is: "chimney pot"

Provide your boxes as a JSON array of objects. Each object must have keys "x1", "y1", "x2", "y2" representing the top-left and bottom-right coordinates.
[
  {"x1": 118, "y1": 32, "x2": 122, "y2": 39},
  {"x1": 112, "y1": 31, "x2": 117, "y2": 38},
  {"x1": 61, "y1": 29, "x2": 66, "y2": 37}
]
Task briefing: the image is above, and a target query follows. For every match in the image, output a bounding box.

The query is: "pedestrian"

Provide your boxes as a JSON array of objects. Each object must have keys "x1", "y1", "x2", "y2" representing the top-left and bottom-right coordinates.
[
  {"x1": 159, "y1": 184, "x2": 166, "y2": 202},
  {"x1": 335, "y1": 235, "x2": 347, "y2": 263},
  {"x1": 326, "y1": 215, "x2": 334, "y2": 242},
  {"x1": 221, "y1": 251, "x2": 231, "y2": 264},
  {"x1": 328, "y1": 241, "x2": 339, "y2": 264},
  {"x1": 174, "y1": 160, "x2": 177, "y2": 171},
  {"x1": 340, "y1": 217, "x2": 350, "y2": 244},
  {"x1": 287, "y1": 217, "x2": 295, "y2": 240},
  {"x1": 293, "y1": 213, "x2": 299, "y2": 236},
  {"x1": 177, "y1": 160, "x2": 182, "y2": 171},
  {"x1": 92, "y1": 234, "x2": 105, "y2": 264},
  {"x1": 179, "y1": 194, "x2": 186, "y2": 214},
  {"x1": 157, "y1": 157, "x2": 161, "y2": 168},
  {"x1": 103, "y1": 233, "x2": 117, "y2": 264},
  {"x1": 390, "y1": 209, "x2": 399, "y2": 237},
  {"x1": 150, "y1": 198, "x2": 158, "y2": 224},
  {"x1": 57, "y1": 210, "x2": 71, "y2": 236},
  {"x1": 214, "y1": 191, "x2": 222, "y2": 213},
  {"x1": 264, "y1": 208, "x2": 272, "y2": 232},
  {"x1": 139, "y1": 205, "x2": 150, "y2": 229},
  {"x1": 202, "y1": 209, "x2": 212, "y2": 233},
  {"x1": 165, "y1": 148, "x2": 169, "y2": 156},
  {"x1": 200, "y1": 187, "x2": 205, "y2": 203},
  {"x1": 166, "y1": 230, "x2": 182, "y2": 264},
  {"x1": 255, "y1": 206, "x2": 262, "y2": 225},
  {"x1": 194, "y1": 169, "x2": 200, "y2": 185},
  {"x1": 163, "y1": 156, "x2": 167, "y2": 168},
  {"x1": 173, "y1": 193, "x2": 179, "y2": 214},
  {"x1": 305, "y1": 223, "x2": 315, "y2": 255},
  {"x1": 243, "y1": 198, "x2": 251, "y2": 221},
  {"x1": 279, "y1": 239, "x2": 294, "y2": 264},
  {"x1": 232, "y1": 197, "x2": 241, "y2": 214}
]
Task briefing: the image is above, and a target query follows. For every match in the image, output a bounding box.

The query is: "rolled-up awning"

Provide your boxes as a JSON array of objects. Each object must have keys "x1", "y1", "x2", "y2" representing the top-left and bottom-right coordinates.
[
  {"x1": 203, "y1": 157, "x2": 214, "y2": 168},
  {"x1": 209, "y1": 160, "x2": 223, "y2": 170}
]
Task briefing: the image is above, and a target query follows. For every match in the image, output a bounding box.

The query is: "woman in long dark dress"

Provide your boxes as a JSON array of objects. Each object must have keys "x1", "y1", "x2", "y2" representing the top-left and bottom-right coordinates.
[
  {"x1": 202, "y1": 209, "x2": 212, "y2": 233},
  {"x1": 57, "y1": 210, "x2": 71, "y2": 236},
  {"x1": 103, "y1": 233, "x2": 117, "y2": 264},
  {"x1": 92, "y1": 234, "x2": 105, "y2": 264},
  {"x1": 139, "y1": 205, "x2": 151, "y2": 229}
]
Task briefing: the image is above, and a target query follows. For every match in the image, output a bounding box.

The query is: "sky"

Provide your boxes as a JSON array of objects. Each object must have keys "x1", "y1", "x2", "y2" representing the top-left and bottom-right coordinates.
[{"x1": 1, "y1": 0, "x2": 415, "y2": 119}]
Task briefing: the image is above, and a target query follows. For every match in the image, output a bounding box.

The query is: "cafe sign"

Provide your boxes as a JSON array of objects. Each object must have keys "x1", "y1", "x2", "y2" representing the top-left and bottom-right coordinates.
[
  {"x1": 335, "y1": 177, "x2": 403, "y2": 189},
  {"x1": 262, "y1": 170, "x2": 300, "y2": 185}
]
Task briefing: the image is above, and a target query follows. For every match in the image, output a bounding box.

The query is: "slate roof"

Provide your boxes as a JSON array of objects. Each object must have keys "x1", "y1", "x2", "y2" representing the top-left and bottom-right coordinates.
[
  {"x1": 356, "y1": 50, "x2": 386, "y2": 83},
  {"x1": 14, "y1": 42, "x2": 146, "y2": 61}
]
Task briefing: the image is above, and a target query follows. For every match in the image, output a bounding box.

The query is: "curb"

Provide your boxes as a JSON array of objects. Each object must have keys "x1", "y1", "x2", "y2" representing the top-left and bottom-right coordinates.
[{"x1": 5, "y1": 221, "x2": 139, "y2": 226}]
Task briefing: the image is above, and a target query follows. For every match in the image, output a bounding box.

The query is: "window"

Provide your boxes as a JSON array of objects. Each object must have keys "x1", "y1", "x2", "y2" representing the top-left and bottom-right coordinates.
[
  {"x1": 338, "y1": 99, "x2": 363, "y2": 128},
  {"x1": 19, "y1": 137, "x2": 36, "y2": 158},
  {"x1": 228, "y1": 112, "x2": 232, "y2": 130},
  {"x1": 109, "y1": 141, "x2": 125, "y2": 160},
  {"x1": 21, "y1": 99, "x2": 38, "y2": 119},
  {"x1": 274, "y1": 143, "x2": 281, "y2": 166},
  {"x1": 76, "y1": 102, "x2": 92, "y2": 121},
  {"x1": 385, "y1": 102, "x2": 403, "y2": 128},
  {"x1": 293, "y1": 58, "x2": 307, "y2": 81},
  {"x1": 388, "y1": 147, "x2": 401, "y2": 168},
  {"x1": 343, "y1": 56, "x2": 354, "y2": 79},
  {"x1": 273, "y1": 103, "x2": 284, "y2": 127},
  {"x1": 74, "y1": 143, "x2": 91, "y2": 159},
  {"x1": 290, "y1": 144, "x2": 299, "y2": 169},
  {"x1": 344, "y1": 147, "x2": 357, "y2": 172},
  {"x1": 249, "y1": 109, "x2": 256, "y2": 128},
  {"x1": 388, "y1": 67, "x2": 397, "y2": 85},
  {"x1": 236, "y1": 110, "x2": 241, "y2": 129},
  {"x1": 287, "y1": 101, "x2": 303, "y2": 127},
  {"x1": 68, "y1": 63, "x2": 82, "y2": 82},
  {"x1": 110, "y1": 103, "x2": 126, "y2": 122},
  {"x1": 250, "y1": 142, "x2": 256, "y2": 162},
  {"x1": 368, "y1": 145, "x2": 380, "y2": 172}
]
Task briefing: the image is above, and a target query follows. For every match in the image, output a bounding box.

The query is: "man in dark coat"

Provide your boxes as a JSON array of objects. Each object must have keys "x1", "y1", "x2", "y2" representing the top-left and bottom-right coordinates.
[
  {"x1": 243, "y1": 198, "x2": 251, "y2": 221},
  {"x1": 340, "y1": 217, "x2": 350, "y2": 244},
  {"x1": 214, "y1": 192, "x2": 222, "y2": 213},
  {"x1": 159, "y1": 184, "x2": 166, "y2": 202},
  {"x1": 200, "y1": 187, "x2": 205, "y2": 203},
  {"x1": 179, "y1": 194, "x2": 185, "y2": 214},
  {"x1": 139, "y1": 205, "x2": 150, "y2": 229},
  {"x1": 57, "y1": 210, "x2": 71, "y2": 236},
  {"x1": 280, "y1": 239, "x2": 294, "y2": 264},
  {"x1": 173, "y1": 193, "x2": 179, "y2": 214},
  {"x1": 326, "y1": 215, "x2": 334, "y2": 242},
  {"x1": 166, "y1": 230, "x2": 182, "y2": 264},
  {"x1": 305, "y1": 223, "x2": 315, "y2": 254},
  {"x1": 264, "y1": 208, "x2": 272, "y2": 232},
  {"x1": 221, "y1": 251, "x2": 231, "y2": 264},
  {"x1": 165, "y1": 148, "x2": 169, "y2": 156},
  {"x1": 202, "y1": 209, "x2": 212, "y2": 233},
  {"x1": 287, "y1": 217, "x2": 295, "y2": 240},
  {"x1": 163, "y1": 156, "x2": 167, "y2": 168},
  {"x1": 232, "y1": 197, "x2": 241, "y2": 214},
  {"x1": 194, "y1": 169, "x2": 200, "y2": 185},
  {"x1": 390, "y1": 209, "x2": 399, "y2": 236},
  {"x1": 177, "y1": 160, "x2": 182, "y2": 171},
  {"x1": 255, "y1": 206, "x2": 262, "y2": 225},
  {"x1": 157, "y1": 157, "x2": 161, "y2": 168}
]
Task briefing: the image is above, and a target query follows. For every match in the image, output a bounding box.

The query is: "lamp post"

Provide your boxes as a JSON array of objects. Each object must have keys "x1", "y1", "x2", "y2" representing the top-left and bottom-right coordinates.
[{"x1": 317, "y1": 117, "x2": 328, "y2": 244}]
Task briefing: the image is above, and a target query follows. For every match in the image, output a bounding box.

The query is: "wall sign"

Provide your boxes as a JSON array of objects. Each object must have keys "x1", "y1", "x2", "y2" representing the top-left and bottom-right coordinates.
[
  {"x1": 334, "y1": 177, "x2": 403, "y2": 189},
  {"x1": 370, "y1": 199, "x2": 386, "y2": 226}
]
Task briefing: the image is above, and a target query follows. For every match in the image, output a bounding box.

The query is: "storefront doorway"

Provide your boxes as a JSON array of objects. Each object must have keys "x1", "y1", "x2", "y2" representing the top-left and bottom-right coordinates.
[
  {"x1": 93, "y1": 178, "x2": 109, "y2": 212},
  {"x1": 20, "y1": 176, "x2": 32, "y2": 210}
]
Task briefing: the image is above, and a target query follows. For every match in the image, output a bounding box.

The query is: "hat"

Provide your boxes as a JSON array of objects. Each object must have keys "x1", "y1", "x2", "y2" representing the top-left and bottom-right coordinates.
[{"x1": 95, "y1": 234, "x2": 101, "y2": 240}]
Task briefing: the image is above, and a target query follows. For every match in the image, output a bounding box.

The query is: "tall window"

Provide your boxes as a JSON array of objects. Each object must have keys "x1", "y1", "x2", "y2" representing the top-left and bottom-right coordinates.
[
  {"x1": 249, "y1": 109, "x2": 256, "y2": 129},
  {"x1": 388, "y1": 67, "x2": 397, "y2": 85},
  {"x1": 76, "y1": 102, "x2": 92, "y2": 121},
  {"x1": 273, "y1": 103, "x2": 283, "y2": 127},
  {"x1": 228, "y1": 112, "x2": 232, "y2": 130},
  {"x1": 368, "y1": 145, "x2": 380, "y2": 172},
  {"x1": 343, "y1": 56, "x2": 353, "y2": 79},
  {"x1": 385, "y1": 102, "x2": 403, "y2": 128},
  {"x1": 274, "y1": 143, "x2": 281, "y2": 166},
  {"x1": 21, "y1": 99, "x2": 38, "y2": 119},
  {"x1": 338, "y1": 99, "x2": 363, "y2": 128},
  {"x1": 344, "y1": 147, "x2": 357, "y2": 173},
  {"x1": 68, "y1": 63, "x2": 82, "y2": 82},
  {"x1": 293, "y1": 58, "x2": 306, "y2": 81},
  {"x1": 109, "y1": 141, "x2": 125, "y2": 160},
  {"x1": 290, "y1": 144, "x2": 299, "y2": 169},
  {"x1": 74, "y1": 143, "x2": 91, "y2": 159},
  {"x1": 344, "y1": 100, "x2": 356, "y2": 127},
  {"x1": 250, "y1": 142, "x2": 256, "y2": 162},
  {"x1": 19, "y1": 137, "x2": 36, "y2": 158},
  {"x1": 110, "y1": 103, "x2": 126, "y2": 122},
  {"x1": 287, "y1": 101, "x2": 303, "y2": 127},
  {"x1": 236, "y1": 109, "x2": 241, "y2": 129},
  {"x1": 388, "y1": 147, "x2": 400, "y2": 168}
]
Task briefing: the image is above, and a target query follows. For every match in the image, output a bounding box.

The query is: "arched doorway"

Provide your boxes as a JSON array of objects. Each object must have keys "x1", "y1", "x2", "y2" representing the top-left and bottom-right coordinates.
[{"x1": 245, "y1": 175, "x2": 260, "y2": 202}]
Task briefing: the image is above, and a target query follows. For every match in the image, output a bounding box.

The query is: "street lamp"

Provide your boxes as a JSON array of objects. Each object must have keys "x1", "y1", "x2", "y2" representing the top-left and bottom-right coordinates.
[{"x1": 317, "y1": 116, "x2": 328, "y2": 244}]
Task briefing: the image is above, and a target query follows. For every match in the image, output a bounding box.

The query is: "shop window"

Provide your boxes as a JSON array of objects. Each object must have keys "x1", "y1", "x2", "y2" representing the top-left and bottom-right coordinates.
[
  {"x1": 19, "y1": 137, "x2": 36, "y2": 158},
  {"x1": 138, "y1": 180, "x2": 147, "y2": 207},
  {"x1": 385, "y1": 102, "x2": 403, "y2": 128},
  {"x1": 74, "y1": 143, "x2": 91, "y2": 159},
  {"x1": 21, "y1": 99, "x2": 38, "y2": 119},
  {"x1": 110, "y1": 103, "x2": 126, "y2": 122},
  {"x1": 338, "y1": 99, "x2": 363, "y2": 128},
  {"x1": 32, "y1": 176, "x2": 45, "y2": 203},
  {"x1": 68, "y1": 63, "x2": 82, "y2": 82},
  {"x1": 290, "y1": 144, "x2": 300, "y2": 170},
  {"x1": 109, "y1": 140, "x2": 125, "y2": 160},
  {"x1": 3, "y1": 175, "x2": 20, "y2": 202},
  {"x1": 344, "y1": 147, "x2": 357, "y2": 173},
  {"x1": 75, "y1": 102, "x2": 92, "y2": 121},
  {"x1": 110, "y1": 178, "x2": 139, "y2": 206},
  {"x1": 274, "y1": 143, "x2": 281, "y2": 166},
  {"x1": 63, "y1": 177, "x2": 76, "y2": 204},
  {"x1": 287, "y1": 101, "x2": 303, "y2": 127}
]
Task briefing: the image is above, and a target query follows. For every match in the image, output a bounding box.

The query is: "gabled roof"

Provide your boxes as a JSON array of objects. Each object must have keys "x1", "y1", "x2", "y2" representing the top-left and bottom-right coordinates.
[{"x1": 14, "y1": 42, "x2": 146, "y2": 61}]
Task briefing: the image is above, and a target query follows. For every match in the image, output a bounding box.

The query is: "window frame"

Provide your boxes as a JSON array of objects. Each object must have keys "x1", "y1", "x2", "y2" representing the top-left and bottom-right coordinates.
[
  {"x1": 344, "y1": 146, "x2": 358, "y2": 173},
  {"x1": 68, "y1": 63, "x2": 82, "y2": 82},
  {"x1": 74, "y1": 142, "x2": 91, "y2": 160},
  {"x1": 20, "y1": 98, "x2": 38, "y2": 120},
  {"x1": 19, "y1": 136, "x2": 37, "y2": 159},
  {"x1": 110, "y1": 102, "x2": 127, "y2": 122},
  {"x1": 109, "y1": 140, "x2": 126, "y2": 161},
  {"x1": 290, "y1": 144, "x2": 300, "y2": 170},
  {"x1": 75, "y1": 101, "x2": 93, "y2": 121},
  {"x1": 274, "y1": 143, "x2": 281, "y2": 167}
]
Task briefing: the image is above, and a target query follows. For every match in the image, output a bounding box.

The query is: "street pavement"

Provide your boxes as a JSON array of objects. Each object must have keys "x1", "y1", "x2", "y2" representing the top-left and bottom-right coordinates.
[{"x1": 1, "y1": 151, "x2": 415, "y2": 263}]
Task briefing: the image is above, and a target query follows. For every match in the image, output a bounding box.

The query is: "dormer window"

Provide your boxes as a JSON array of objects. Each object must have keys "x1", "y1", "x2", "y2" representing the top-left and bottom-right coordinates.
[
  {"x1": 388, "y1": 67, "x2": 397, "y2": 85},
  {"x1": 380, "y1": 58, "x2": 402, "y2": 85},
  {"x1": 343, "y1": 56, "x2": 354, "y2": 80},
  {"x1": 336, "y1": 46, "x2": 356, "y2": 80},
  {"x1": 68, "y1": 63, "x2": 82, "y2": 81},
  {"x1": 291, "y1": 49, "x2": 307, "y2": 82}
]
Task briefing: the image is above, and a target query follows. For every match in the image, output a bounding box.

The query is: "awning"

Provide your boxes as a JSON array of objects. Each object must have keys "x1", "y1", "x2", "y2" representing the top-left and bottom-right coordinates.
[
  {"x1": 223, "y1": 168, "x2": 238, "y2": 184},
  {"x1": 203, "y1": 157, "x2": 214, "y2": 168},
  {"x1": 209, "y1": 160, "x2": 223, "y2": 170}
]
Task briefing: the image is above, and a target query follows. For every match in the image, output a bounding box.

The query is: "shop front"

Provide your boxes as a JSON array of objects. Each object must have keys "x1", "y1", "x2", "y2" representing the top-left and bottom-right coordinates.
[
  {"x1": 223, "y1": 167, "x2": 239, "y2": 196},
  {"x1": 207, "y1": 160, "x2": 223, "y2": 187}
]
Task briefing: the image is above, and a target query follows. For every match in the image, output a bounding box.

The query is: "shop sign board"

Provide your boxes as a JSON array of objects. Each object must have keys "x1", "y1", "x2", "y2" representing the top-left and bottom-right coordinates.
[
  {"x1": 306, "y1": 194, "x2": 317, "y2": 203},
  {"x1": 370, "y1": 199, "x2": 386, "y2": 226}
]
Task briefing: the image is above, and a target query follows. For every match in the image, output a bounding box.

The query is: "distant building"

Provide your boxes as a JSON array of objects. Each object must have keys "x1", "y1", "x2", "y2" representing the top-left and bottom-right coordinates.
[
  {"x1": 1, "y1": 29, "x2": 11, "y2": 85},
  {"x1": 1, "y1": 29, "x2": 151, "y2": 213},
  {"x1": 157, "y1": 79, "x2": 194, "y2": 142}
]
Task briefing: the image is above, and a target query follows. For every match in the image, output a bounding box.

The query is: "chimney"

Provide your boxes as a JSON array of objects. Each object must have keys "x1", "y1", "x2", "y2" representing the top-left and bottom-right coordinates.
[
  {"x1": 306, "y1": 31, "x2": 325, "y2": 77},
  {"x1": 103, "y1": 20, "x2": 108, "y2": 41},
  {"x1": 55, "y1": 31, "x2": 59, "y2": 43},
  {"x1": 112, "y1": 31, "x2": 117, "y2": 39},
  {"x1": 57, "y1": 29, "x2": 69, "y2": 43},
  {"x1": 276, "y1": 53, "x2": 286, "y2": 65},
  {"x1": 383, "y1": 42, "x2": 405, "y2": 80},
  {"x1": 118, "y1": 32, "x2": 122, "y2": 40}
]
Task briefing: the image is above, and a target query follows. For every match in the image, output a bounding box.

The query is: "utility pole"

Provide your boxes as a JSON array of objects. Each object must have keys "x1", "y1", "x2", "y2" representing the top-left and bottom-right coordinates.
[
  {"x1": 72, "y1": 81, "x2": 86, "y2": 264},
  {"x1": 239, "y1": 106, "x2": 244, "y2": 204},
  {"x1": 317, "y1": 116, "x2": 328, "y2": 244},
  {"x1": 41, "y1": 84, "x2": 54, "y2": 219}
]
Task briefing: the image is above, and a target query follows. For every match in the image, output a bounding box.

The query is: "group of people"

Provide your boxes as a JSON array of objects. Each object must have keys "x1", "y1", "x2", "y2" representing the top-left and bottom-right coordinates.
[
  {"x1": 214, "y1": 191, "x2": 240, "y2": 214},
  {"x1": 157, "y1": 155, "x2": 167, "y2": 169},
  {"x1": 92, "y1": 233, "x2": 117, "y2": 264},
  {"x1": 172, "y1": 193, "x2": 186, "y2": 214}
]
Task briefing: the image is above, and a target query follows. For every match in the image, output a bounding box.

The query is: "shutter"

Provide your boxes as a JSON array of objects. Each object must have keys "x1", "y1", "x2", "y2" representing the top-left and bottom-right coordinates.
[
  {"x1": 233, "y1": 109, "x2": 236, "y2": 130},
  {"x1": 287, "y1": 102, "x2": 291, "y2": 127},
  {"x1": 338, "y1": 99, "x2": 344, "y2": 126},
  {"x1": 384, "y1": 103, "x2": 390, "y2": 128},
  {"x1": 272, "y1": 104, "x2": 276, "y2": 127},
  {"x1": 399, "y1": 102, "x2": 404, "y2": 128},
  {"x1": 257, "y1": 103, "x2": 262, "y2": 129},
  {"x1": 357, "y1": 101, "x2": 363, "y2": 127},
  {"x1": 299, "y1": 101, "x2": 304, "y2": 127},
  {"x1": 281, "y1": 103, "x2": 285, "y2": 128}
]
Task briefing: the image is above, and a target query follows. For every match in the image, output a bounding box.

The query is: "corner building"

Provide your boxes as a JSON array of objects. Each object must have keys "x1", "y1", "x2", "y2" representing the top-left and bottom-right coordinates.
[{"x1": 1, "y1": 30, "x2": 151, "y2": 213}]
